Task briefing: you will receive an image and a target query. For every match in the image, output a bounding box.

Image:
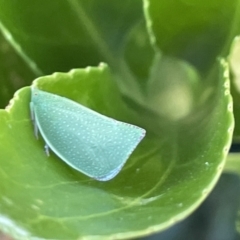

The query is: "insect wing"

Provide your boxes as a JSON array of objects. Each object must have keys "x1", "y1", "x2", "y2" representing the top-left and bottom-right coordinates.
[{"x1": 31, "y1": 88, "x2": 146, "y2": 181}]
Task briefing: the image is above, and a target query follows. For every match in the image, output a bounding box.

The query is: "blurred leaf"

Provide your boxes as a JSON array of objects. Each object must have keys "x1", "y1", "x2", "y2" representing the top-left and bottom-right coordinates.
[
  {"x1": 230, "y1": 83, "x2": 240, "y2": 141},
  {"x1": 0, "y1": 60, "x2": 234, "y2": 239},
  {"x1": 144, "y1": 0, "x2": 240, "y2": 75},
  {"x1": 229, "y1": 37, "x2": 240, "y2": 140},
  {"x1": 0, "y1": 31, "x2": 35, "y2": 108},
  {"x1": 146, "y1": 55, "x2": 201, "y2": 120},
  {"x1": 229, "y1": 37, "x2": 240, "y2": 91},
  {"x1": 237, "y1": 215, "x2": 240, "y2": 235},
  {"x1": 224, "y1": 153, "x2": 240, "y2": 174},
  {"x1": 0, "y1": 0, "x2": 141, "y2": 74},
  {"x1": 123, "y1": 21, "x2": 154, "y2": 86},
  {"x1": 0, "y1": 0, "x2": 145, "y2": 103},
  {"x1": 227, "y1": 154, "x2": 240, "y2": 235}
]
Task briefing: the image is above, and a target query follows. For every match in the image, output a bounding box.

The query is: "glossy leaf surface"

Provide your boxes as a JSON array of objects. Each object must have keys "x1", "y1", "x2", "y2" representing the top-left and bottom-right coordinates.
[
  {"x1": 144, "y1": 0, "x2": 240, "y2": 75},
  {"x1": 0, "y1": 62, "x2": 233, "y2": 239},
  {"x1": 0, "y1": 31, "x2": 35, "y2": 108},
  {"x1": 0, "y1": 0, "x2": 142, "y2": 75}
]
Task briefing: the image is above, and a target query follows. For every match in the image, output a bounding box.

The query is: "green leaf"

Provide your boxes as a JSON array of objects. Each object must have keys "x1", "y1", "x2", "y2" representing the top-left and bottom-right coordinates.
[
  {"x1": 0, "y1": 62, "x2": 233, "y2": 239},
  {"x1": 0, "y1": 31, "x2": 35, "y2": 108},
  {"x1": 144, "y1": 0, "x2": 240, "y2": 75},
  {"x1": 229, "y1": 37, "x2": 240, "y2": 140},
  {"x1": 225, "y1": 153, "x2": 240, "y2": 235},
  {"x1": 224, "y1": 153, "x2": 240, "y2": 175},
  {"x1": 146, "y1": 55, "x2": 201, "y2": 120},
  {"x1": 0, "y1": 0, "x2": 145, "y2": 103},
  {"x1": 0, "y1": 0, "x2": 142, "y2": 74},
  {"x1": 123, "y1": 21, "x2": 154, "y2": 85}
]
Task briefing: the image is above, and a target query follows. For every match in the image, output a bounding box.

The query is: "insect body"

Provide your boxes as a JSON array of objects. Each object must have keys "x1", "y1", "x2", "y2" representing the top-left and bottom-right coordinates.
[{"x1": 30, "y1": 87, "x2": 146, "y2": 181}]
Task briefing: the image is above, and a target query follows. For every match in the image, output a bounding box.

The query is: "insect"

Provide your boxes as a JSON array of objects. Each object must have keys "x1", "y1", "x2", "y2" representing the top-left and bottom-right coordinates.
[{"x1": 30, "y1": 87, "x2": 146, "y2": 181}]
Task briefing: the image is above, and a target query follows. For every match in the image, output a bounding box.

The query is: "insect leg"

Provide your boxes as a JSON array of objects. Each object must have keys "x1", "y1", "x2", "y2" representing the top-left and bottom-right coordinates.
[
  {"x1": 30, "y1": 102, "x2": 35, "y2": 121},
  {"x1": 44, "y1": 144, "x2": 50, "y2": 157},
  {"x1": 30, "y1": 102, "x2": 39, "y2": 139}
]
